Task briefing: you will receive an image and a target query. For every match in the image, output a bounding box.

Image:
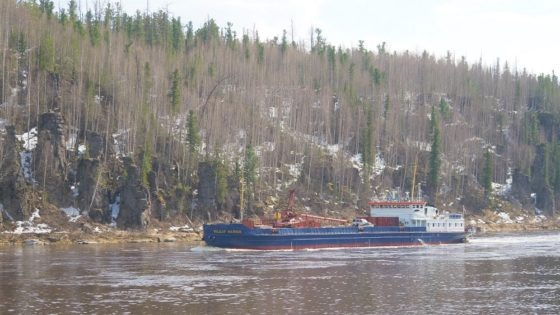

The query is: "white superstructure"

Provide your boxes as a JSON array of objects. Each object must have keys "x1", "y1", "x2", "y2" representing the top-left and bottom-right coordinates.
[{"x1": 368, "y1": 200, "x2": 465, "y2": 232}]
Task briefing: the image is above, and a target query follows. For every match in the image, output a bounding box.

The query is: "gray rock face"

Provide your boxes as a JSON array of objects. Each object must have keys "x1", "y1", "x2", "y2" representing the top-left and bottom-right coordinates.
[
  {"x1": 511, "y1": 168, "x2": 533, "y2": 207},
  {"x1": 117, "y1": 157, "x2": 151, "y2": 229},
  {"x1": 531, "y1": 144, "x2": 554, "y2": 213},
  {"x1": 0, "y1": 126, "x2": 30, "y2": 222},
  {"x1": 82, "y1": 131, "x2": 108, "y2": 159},
  {"x1": 197, "y1": 161, "x2": 216, "y2": 217},
  {"x1": 461, "y1": 175, "x2": 488, "y2": 212},
  {"x1": 33, "y1": 111, "x2": 70, "y2": 205},
  {"x1": 76, "y1": 158, "x2": 109, "y2": 223}
]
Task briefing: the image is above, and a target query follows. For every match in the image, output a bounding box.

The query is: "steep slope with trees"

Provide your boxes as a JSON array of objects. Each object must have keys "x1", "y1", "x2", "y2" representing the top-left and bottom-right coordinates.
[{"x1": 1, "y1": 0, "x2": 559, "y2": 230}]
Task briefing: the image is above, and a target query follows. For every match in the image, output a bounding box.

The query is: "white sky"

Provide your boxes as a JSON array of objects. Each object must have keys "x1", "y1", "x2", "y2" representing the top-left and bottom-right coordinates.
[{"x1": 73, "y1": 0, "x2": 560, "y2": 75}]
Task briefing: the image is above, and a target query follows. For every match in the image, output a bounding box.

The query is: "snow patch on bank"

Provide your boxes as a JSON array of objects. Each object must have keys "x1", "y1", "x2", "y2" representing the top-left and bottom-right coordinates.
[
  {"x1": 3, "y1": 209, "x2": 52, "y2": 234},
  {"x1": 60, "y1": 207, "x2": 81, "y2": 222},
  {"x1": 109, "y1": 194, "x2": 121, "y2": 227},
  {"x1": 169, "y1": 225, "x2": 194, "y2": 232},
  {"x1": 531, "y1": 215, "x2": 547, "y2": 223},
  {"x1": 496, "y1": 212, "x2": 513, "y2": 224}
]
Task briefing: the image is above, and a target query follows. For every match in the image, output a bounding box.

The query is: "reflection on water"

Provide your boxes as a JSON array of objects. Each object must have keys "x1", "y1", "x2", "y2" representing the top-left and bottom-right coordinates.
[{"x1": 1, "y1": 232, "x2": 560, "y2": 314}]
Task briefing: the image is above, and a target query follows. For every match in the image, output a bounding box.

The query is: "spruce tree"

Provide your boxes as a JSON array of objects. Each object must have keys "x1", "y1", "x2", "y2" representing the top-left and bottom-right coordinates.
[
  {"x1": 243, "y1": 144, "x2": 258, "y2": 213},
  {"x1": 439, "y1": 98, "x2": 451, "y2": 121},
  {"x1": 482, "y1": 148, "x2": 493, "y2": 197},
  {"x1": 361, "y1": 106, "x2": 374, "y2": 178},
  {"x1": 38, "y1": 35, "x2": 55, "y2": 72},
  {"x1": 170, "y1": 17, "x2": 184, "y2": 53},
  {"x1": 280, "y1": 29, "x2": 288, "y2": 55},
  {"x1": 168, "y1": 69, "x2": 181, "y2": 114},
  {"x1": 186, "y1": 110, "x2": 201, "y2": 154},
  {"x1": 428, "y1": 106, "x2": 441, "y2": 203},
  {"x1": 214, "y1": 157, "x2": 228, "y2": 210},
  {"x1": 186, "y1": 110, "x2": 201, "y2": 179}
]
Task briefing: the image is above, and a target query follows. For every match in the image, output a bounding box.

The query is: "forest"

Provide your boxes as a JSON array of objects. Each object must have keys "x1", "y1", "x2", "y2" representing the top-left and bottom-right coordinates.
[{"x1": 1, "y1": 0, "x2": 560, "y2": 229}]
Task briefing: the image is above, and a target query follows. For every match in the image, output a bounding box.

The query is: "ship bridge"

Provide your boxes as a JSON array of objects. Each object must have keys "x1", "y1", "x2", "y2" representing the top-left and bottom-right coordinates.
[{"x1": 368, "y1": 200, "x2": 464, "y2": 232}]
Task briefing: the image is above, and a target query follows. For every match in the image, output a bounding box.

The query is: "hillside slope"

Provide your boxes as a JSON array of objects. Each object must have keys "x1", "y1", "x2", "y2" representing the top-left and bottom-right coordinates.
[{"x1": 1, "y1": 1, "x2": 559, "y2": 232}]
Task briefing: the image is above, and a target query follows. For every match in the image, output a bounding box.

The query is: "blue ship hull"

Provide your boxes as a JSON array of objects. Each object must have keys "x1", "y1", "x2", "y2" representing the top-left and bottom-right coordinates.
[{"x1": 203, "y1": 223, "x2": 466, "y2": 250}]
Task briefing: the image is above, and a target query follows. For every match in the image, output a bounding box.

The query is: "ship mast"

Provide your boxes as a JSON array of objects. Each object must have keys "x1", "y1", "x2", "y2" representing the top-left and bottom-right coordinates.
[
  {"x1": 239, "y1": 177, "x2": 244, "y2": 220},
  {"x1": 411, "y1": 151, "x2": 418, "y2": 200}
]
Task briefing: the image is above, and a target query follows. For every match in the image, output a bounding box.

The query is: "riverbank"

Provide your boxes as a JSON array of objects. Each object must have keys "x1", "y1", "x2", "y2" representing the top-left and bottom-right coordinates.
[
  {"x1": 1, "y1": 212, "x2": 559, "y2": 247},
  {"x1": 0, "y1": 228, "x2": 202, "y2": 247},
  {"x1": 468, "y1": 211, "x2": 560, "y2": 233}
]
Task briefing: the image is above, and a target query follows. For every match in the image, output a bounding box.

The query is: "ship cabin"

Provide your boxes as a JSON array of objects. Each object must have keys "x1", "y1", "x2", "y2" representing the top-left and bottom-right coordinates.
[{"x1": 368, "y1": 201, "x2": 464, "y2": 232}]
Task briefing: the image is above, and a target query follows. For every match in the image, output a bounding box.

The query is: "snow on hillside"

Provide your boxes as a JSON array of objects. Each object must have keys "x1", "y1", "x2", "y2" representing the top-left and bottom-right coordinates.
[
  {"x1": 112, "y1": 129, "x2": 130, "y2": 157},
  {"x1": 66, "y1": 130, "x2": 77, "y2": 150},
  {"x1": 16, "y1": 127, "x2": 37, "y2": 150},
  {"x1": 349, "y1": 152, "x2": 386, "y2": 183},
  {"x1": 492, "y1": 168, "x2": 513, "y2": 196},
  {"x1": 16, "y1": 127, "x2": 37, "y2": 182}
]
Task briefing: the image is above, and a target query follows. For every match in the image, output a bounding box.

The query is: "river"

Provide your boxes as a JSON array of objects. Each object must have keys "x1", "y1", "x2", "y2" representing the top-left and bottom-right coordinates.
[{"x1": 1, "y1": 232, "x2": 560, "y2": 314}]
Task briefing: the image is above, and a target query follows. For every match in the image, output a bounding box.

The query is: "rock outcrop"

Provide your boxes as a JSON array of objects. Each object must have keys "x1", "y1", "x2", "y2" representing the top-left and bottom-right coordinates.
[
  {"x1": 117, "y1": 157, "x2": 151, "y2": 229},
  {"x1": 81, "y1": 130, "x2": 109, "y2": 159},
  {"x1": 76, "y1": 158, "x2": 110, "y2": 223},
  {"x1": 197, "y1": 161, "x2": 216, "y2": 219},
  {"x1": 531, "y1": 144, "x2": 555, "y2": 214},
  {"x1": 33, "y1": 111, "x2": 71, "y2": 205},
  {"x1": 0, "y1": 126, "x2": 31, "y2": 222}
]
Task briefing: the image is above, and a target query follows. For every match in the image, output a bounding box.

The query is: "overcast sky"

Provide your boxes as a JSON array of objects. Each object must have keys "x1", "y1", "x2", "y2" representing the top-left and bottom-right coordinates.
[{"x1": 70, "y1": 0, "x2": 560, "y2": 75}]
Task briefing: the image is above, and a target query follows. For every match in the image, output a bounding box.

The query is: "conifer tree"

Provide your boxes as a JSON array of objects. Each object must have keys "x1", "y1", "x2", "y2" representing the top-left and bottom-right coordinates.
[
  {"x1": 85, "y1": 10, "x2": 100, "y2": 46},
  {"x1": 38, "y1": 34, "x2": 55, "y2": 72},
  {"x1": 280, "y1": 29, "x2": 288, "y2": 55},
  {"x1": 428, "y1": 106, "x2": 441, "y2": 203},
  {"x1": 214, "y1": 157, "x2": 228, "y2": 210},
  {"x1": 439, "y1": 97, "x2": 451, "y2": 121},
  {"x1": 140, "y1": 139, "x2": 153, "y2": 188},
  {"x1": 482, "y1": 148, "x2": 493, "y2": 197},
  {"x1": 361, "y1": 106, "x2": 374, "y2": 176},
  {"x1": 38, "y1": 0, "x2": 54, "y2": 19},
  {"x1": 170, "y1": 17, "x2": 184, "y2": 53},
  {"x1": 186, "y1": 110, "x2": 201, "y2": 154},
  {"x1": 244, "y1": 144, "x2": 258, "y2": 212},
  {"x1": 168, "y1": 69, "x2": 181, "y2": 114}
]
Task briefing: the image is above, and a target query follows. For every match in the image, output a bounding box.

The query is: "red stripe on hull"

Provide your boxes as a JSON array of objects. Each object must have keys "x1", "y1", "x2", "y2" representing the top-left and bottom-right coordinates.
[{"x1": 216, "y1": 240, "x2": 464, "y2": 251}]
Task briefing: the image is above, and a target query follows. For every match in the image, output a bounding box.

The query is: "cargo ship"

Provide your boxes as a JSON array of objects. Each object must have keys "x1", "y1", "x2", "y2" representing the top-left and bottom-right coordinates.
[{"x1": 203, "y1": 192, "x2": 467, "y2": 250}]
